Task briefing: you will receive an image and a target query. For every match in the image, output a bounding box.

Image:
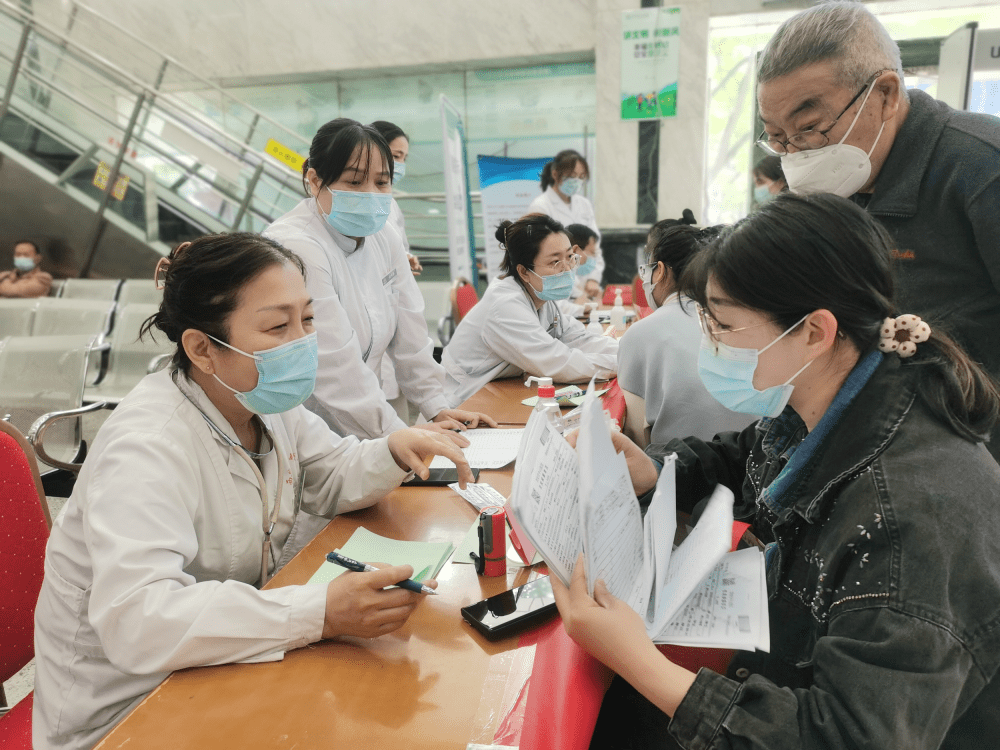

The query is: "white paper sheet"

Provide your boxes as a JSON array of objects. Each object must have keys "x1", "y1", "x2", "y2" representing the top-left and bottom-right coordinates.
[
  {"x1": 448, "y1": 481, "x2": 508, "y2": 511},
  {"x1": 430, "y1": 428, "x2": 525, "y2": 469},
  {"x1": 654, "y1": 547, "x2": 768, "y2": 651}
]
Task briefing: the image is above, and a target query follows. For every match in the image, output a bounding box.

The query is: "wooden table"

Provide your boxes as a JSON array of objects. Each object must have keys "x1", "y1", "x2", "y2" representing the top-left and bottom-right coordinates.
[
  {"x1": 95, "y1": 468, "x2": 549, "y2": 750},
  {"x1": 459, "y1": 377, "x2": 593, "y2": 427}
]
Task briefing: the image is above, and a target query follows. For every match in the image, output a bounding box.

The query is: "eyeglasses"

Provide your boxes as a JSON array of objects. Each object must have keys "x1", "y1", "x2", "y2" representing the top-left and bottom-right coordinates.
[
  {"x1": 638, "y1": 261, "x2": 659, "y2": 285},
  {"x1": 534, "y1": 253, "x2": 582, "y2": 274},
  {"x1": 755, "y1": 70, "x2": 887, "y2": 156},
  {"x1": 696, "y1": 303, "x2": 775, "y2": 354}
]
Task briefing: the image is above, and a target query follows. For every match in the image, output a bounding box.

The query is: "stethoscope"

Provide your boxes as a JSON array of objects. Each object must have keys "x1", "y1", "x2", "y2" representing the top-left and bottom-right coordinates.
[
  {"x1": 545, "y1": 303, "x2": 565, "y2": 339},
  {"x1": 172, "y1": 370, "x2": 285, "y2": 586}
]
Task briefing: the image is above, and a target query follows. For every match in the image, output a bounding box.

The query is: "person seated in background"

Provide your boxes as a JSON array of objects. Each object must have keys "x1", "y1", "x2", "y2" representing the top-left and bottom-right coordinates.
[
  {"x1": 554, "y1": 193, "x2": 1000, "y2": 750},
  {"x1": 0, "y1": 239, "x2": 52, "y2": 297},
  {"x1": 33, "y1": 233, "x2": 472, "y2": 750},
  {"x1": 752, "y1": 155, "x2": 787, "y2": 205},
  {"x1": 441, "y1": 213, "x2": 618, "y2": 407},
  {"x1": 618, "y1": 222, "x2": 755, "y2": 446},
  {"x1": 566, "y1": 223, "x2": 602, "y2": 306}
]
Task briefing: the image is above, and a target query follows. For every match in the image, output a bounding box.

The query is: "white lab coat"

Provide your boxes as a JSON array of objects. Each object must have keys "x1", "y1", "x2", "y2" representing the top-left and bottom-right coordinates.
[
  {"x1": 265, "y1": 199, "x2": 448, "y2": 439},
  {"x1": 440, "y1": 275, "x2": 618, "y2": 407},
  {"x1": 381, "y1": 197, "x2": 412, "y2": 402},
  {"x1": 32, "y1": 369, "x2": 407, "y2": 750},
  {"x1": 527, "y1": 186, "x2": 604, "y2": 296}
]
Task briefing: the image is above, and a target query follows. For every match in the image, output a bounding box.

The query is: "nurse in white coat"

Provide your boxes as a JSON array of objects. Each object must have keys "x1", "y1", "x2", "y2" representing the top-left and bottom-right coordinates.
[
  {"x1": 32, "y1": 234, "x2": 472, "y2": 750},
  {"x1": 527, "y1": 149, "x2": 604, "y2": 289},
  {"x1": 441, "y1": 214, "x2": 618, "y2": 406},
  {"x1": 264, "y1": 118, "x2": 495, "y2": 439},
  {"x1": 371, "y1": 120, "x2": 422, "y2": 422}
]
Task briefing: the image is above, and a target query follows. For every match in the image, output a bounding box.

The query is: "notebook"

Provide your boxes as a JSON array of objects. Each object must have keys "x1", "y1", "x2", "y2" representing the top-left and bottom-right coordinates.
[{"x1": 308, "y1": 526, "x2": 454, "y2": 586}]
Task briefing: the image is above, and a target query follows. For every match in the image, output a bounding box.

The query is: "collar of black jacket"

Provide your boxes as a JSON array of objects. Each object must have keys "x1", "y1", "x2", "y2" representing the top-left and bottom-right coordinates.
[
  {"x1": 779, "y1": 354, "x2": 918, "y2": 524},
  {"x1": 862, "y1": 89, "x2": 950, "y2": 219}
]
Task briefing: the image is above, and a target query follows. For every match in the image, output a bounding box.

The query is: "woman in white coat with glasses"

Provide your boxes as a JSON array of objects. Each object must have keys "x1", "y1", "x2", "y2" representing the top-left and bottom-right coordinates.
[
  {"x1": 441, "y1": 213, "x2": 618, "y2": 407},
  {"x1": 32, "y1": 234, "x2": 472, "y2": 750}
]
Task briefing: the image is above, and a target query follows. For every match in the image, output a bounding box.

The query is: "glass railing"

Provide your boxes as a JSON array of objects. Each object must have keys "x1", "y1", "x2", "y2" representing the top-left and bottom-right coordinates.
[{"x1": 0, "y1": 0, "x2": 309, "y2": 272}]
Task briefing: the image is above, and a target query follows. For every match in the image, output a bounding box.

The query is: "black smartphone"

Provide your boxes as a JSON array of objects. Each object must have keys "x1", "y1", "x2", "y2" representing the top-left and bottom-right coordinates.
[
  {"x1": 404, "y1": 467, "x2": 480, "y2": 487},
  {"x1": 460, "y1": 576, "x2": 557, "y2": 640}
]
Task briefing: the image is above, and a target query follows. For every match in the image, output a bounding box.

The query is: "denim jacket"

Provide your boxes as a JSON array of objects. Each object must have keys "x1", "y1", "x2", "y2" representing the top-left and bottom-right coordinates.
[{"x1": 644, "y1": 354, "x2": 1000, "y2": 749}]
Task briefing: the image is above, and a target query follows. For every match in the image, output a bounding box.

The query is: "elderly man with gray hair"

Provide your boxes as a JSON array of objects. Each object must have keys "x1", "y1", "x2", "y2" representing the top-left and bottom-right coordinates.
[{"x1": 756, "y1": 0, "x2": 1000, "y2": 459}]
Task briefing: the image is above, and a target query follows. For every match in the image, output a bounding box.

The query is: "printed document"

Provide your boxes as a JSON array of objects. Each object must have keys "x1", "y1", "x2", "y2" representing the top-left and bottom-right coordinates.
[{"x1": 508, "y1": 383, "x2": 768, "y2": 651}]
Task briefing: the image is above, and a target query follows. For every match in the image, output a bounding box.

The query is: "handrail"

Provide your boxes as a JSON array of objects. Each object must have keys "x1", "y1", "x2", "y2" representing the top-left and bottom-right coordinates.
[
  {"x1": 0, "y1": 0, "x2": 303, "y2": 181},
  {"x1": 66, "y1": 0, "x2": 310, "y2": 149}
]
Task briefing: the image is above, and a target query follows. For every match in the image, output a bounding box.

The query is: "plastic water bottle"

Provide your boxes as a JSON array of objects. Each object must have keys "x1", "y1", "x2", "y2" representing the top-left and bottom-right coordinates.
[
  {"x1": 525, "y1": 376, "x2": 562, "y2": 430},
  {"x1": 610, "y1": 288, "x2": 626, "y2": 334},
  {"x1": 586, "y1": 309, "x2": 603, "y2": 335}
]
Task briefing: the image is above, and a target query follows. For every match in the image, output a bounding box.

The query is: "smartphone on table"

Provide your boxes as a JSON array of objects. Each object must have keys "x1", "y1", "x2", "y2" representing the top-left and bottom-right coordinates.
[
  {"x1": 460, "y1": 576, "x2": 557, "y2": 640},
  {"x1": 404, "y1": 467, "x2": 480, "y2": 487}
]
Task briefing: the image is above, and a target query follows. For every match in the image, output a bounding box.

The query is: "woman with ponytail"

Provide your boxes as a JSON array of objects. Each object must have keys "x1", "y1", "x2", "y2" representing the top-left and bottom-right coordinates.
[
  {"x1": 553, "y1": 193, "x2": 1000, "y2": 749},
  {"x1": 527, "y1": 149, "x2": 604, "y2": 293}
]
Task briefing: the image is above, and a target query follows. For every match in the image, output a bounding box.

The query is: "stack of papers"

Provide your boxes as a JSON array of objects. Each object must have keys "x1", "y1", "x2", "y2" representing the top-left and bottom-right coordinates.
[
  {"x1": 429, "y1": 428, "x2": 524, "y2": 469},
  {"x1": 507, "y1": 382, "x2": 769, "y2": 651},
  {"x1": 308, "y1": 527, "x2": 454, "y2": 586}
]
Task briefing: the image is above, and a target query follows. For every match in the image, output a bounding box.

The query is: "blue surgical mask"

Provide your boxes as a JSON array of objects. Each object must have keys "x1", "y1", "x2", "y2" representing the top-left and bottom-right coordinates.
[
  {"x1": 753, "y1": 185, "x2": 774, "y2": 205},
  {"x1": 560, "y1": 177, "x2": 583, "y2": 197},
  {"x1": 13, "y1": 256, "x2": 35, "y2": 273},
  {"x1": 697, "y1": 315, "x2": 812, "y2": 418},
  {"x1": 209, "y1": 332, "x2": 318, "y2": 415},
  {"x1": 393, "y1": 161, "x2": 405, "y2": 184},
  {"x1": 324, "y1": 188, "x2": 392, "y2": 237},
  {"x1": 529, "y1": 268, "x2": 575, "y2": 302},
  {"x1": 576, "y1": 255, "x2": 596, "y2": 276}
]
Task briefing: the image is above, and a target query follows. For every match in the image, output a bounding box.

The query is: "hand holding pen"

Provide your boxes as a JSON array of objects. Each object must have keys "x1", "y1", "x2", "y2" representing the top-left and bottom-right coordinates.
[{"x1": 327, "y1": 551, "x2": 438, "y2": 595}]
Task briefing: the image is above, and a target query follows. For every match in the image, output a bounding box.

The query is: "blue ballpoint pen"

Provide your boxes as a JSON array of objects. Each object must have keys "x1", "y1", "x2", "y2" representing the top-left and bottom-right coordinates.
[{"x1": 326, "y1": 551, "x2": 438, "y2": 595}]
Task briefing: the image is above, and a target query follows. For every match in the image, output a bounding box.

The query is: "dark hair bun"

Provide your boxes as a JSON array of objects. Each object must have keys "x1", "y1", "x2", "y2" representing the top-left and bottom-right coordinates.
[{"x1": 495, "y1": 220, "x2": 513, "y2": 245}]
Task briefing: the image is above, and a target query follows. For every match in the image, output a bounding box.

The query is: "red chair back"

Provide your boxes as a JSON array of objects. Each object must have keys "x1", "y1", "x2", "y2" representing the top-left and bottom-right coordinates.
[
  {"x1": 600, "y1": 284, "x2": 632, "y2": 306},
  {"x1": 455, "y1": 282, "x2": 479, "y2": 321},
  {"x1": 0, "y1": 420, "x2": 51, "y2": 684},
  {"x1": 600, "y1": 379, "x2": 626, "y2": 431}
]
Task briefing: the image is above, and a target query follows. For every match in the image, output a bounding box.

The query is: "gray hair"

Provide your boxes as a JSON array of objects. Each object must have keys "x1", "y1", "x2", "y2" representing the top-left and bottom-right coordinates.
[{"x1": 758, "y1": 1, "x2": 906, "y2": 97}]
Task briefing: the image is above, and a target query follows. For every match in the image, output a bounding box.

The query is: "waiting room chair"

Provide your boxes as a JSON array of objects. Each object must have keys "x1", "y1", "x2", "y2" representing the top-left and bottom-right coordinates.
[
  {"x1": 0, "y1": 418, "x2": 51, "y2": 747},
  {"x1": 31, "y1": 298, "x2": 116, "y2": 339},
  {"x1": 601, "y1": 283, "x2": 633, "y2": 306},
  {"x1": 0, "y1": 299, "x2": 38, "y2": 338},
  {"x1": 436, "y1": 278, "x2": 479, "y2": 346},
  {"x1": 57, "y1": 277, "x2": 122, "y2": 301},
  {"x1": 117, "y1": 279, "x2": 163, "y2": 308},
  {"x1": 84, "y1": 303, "x2": 172, "y2": 404},
  {"x1": 0, "y1": 334, "x2": 102, "y2": 483},
  {"x1": 47, "y1": 279, "x2": 65, "y2": 297}
]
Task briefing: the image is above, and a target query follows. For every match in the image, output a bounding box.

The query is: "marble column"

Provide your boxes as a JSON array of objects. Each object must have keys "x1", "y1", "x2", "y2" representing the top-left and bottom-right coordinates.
[
  {"x1": 594, "y1": 0, "x2": 643, "y2": 229},
  {"x1": 658, "y1": 0, "x2": 710, "y2": 224}
]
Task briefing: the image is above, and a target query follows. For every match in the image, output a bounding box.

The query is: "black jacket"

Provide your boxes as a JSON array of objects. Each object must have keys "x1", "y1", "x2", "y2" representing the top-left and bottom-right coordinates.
[
  {"x1": 855, "y1": 89, "x2": 1000, "y2": 458},
  {"x1": 644, "y1": 355, "x2": 1000, "y2": 749}
]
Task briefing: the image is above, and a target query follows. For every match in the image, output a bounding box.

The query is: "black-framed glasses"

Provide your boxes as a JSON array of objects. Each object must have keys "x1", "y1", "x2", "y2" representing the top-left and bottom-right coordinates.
[{"x1": 755, "y1": 70, "x2": 887, "y2": 156}]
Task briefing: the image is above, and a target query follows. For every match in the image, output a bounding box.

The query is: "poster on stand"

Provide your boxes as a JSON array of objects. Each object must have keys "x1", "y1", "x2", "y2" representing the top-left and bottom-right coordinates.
[
  {"x1": 476, "y1": 155, "x2": 550, "y2": 282},
  {"x1": 620, "y1": 6, "x2": 681, "y2": 120},
  {"x1": 440, "y1": 95, "x2": 479, "y2": 291}
]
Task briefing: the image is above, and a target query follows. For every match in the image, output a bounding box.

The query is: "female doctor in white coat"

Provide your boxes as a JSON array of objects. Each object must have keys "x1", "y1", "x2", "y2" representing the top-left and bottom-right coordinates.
[
  {"x1": 264, "y1": 118, "x2": 495, "y2": 439},
  {"x1": 441, "y1": 213, "x2": 618, "y2": 406},
  {"x1": 527, "y1": 149, "x2": 604, "y2": 290},
  {"x1": 32, "y1": 233, "x2": 472, "y2": 750}
]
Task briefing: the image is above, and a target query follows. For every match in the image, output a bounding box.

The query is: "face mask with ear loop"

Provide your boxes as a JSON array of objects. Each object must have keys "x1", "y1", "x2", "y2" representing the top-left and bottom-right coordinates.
[{"x1": 780, "y1": 80, "x2": 887, "y2": 198}]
